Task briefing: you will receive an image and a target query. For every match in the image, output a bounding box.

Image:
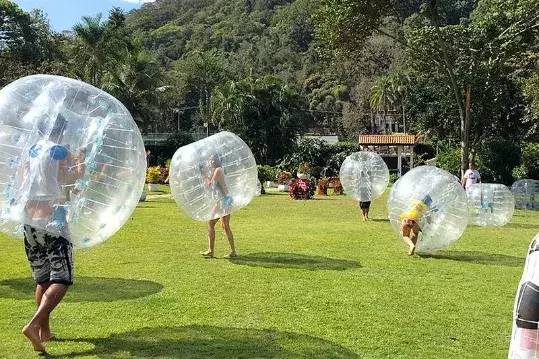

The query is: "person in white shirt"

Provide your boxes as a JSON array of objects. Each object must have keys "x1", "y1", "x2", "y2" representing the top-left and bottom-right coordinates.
[{"x1": 462, "y1": 162, "x2": 481, "y2": 190}]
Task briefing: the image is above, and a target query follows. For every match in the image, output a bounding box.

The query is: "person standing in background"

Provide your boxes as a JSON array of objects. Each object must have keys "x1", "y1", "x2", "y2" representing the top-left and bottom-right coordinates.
[{"x1": 462, "y1": 162, "x2": 481, "y2": 190}]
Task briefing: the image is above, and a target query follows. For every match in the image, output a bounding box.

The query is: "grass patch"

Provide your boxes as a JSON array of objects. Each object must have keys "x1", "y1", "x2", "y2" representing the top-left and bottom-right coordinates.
[{"x1": 0, "y1": 189, "x2": 537, "y2": 358}]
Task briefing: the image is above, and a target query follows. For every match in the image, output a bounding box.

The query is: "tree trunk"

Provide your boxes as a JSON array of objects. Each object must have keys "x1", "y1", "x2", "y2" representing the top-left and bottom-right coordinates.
[
  {"x1": 461, "y1": 85, "x2": 472, "y2": 175},
  {"x1": 427, "y1": 0, "x2": 469, "y2": 176}
]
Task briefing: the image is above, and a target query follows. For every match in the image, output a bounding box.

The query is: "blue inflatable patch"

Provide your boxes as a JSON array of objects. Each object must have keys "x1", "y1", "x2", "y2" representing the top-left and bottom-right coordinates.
[
  {"x1": 29, "y1": 144, "x2": 40, "y2": 158},
  {"x1": 49, "y1": 145, "x2": 68, "y2": 160}
]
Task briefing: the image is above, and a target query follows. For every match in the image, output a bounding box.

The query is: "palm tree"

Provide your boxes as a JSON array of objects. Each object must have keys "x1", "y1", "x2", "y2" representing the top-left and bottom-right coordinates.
[
  {"x1": 72, "y1": 14, "x2": 109, "y2": 86},
  {"x1": 102, "y1": 43, "x2": 162, "y2": 127}
]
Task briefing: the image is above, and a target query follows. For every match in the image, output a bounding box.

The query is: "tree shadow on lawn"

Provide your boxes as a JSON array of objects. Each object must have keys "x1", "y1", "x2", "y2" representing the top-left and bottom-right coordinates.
[
  {"x1": 503, "y1": 222, "x2": 539, "y2": 230},
  {"x1": 0, "y1": 277, "x2": 163, "y2": 302},
  {"x1": 50, "y1": 325, "x2": 360, "y2": 358},
  {"x1": 419, "y1": 251, "x2": 524, "y2": 267},
  {"x1": 228, "y1": 252, "x2": 360, "y2": 271}
]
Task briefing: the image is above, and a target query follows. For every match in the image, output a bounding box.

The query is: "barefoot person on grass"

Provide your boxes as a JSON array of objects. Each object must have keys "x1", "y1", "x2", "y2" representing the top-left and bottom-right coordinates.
[
  {"x1": 200, "y1": 154, "x2": 237, "y2": 259},
  {"x1": 359, "y1": 200, "x2": 371, "y2": 221},
  {"x1": 399, "y1": 195, "x2": 432, "y2": 255},
  {"x1": 20, "y1": 116, "x2": 84, "y2": 353}
]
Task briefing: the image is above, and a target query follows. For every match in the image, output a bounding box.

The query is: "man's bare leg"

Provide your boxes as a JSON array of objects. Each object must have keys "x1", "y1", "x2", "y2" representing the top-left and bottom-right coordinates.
[
  {"x1": 23, "y1": 283, "x2": 68, "y2": 352},
  {"x1": 221, "y1": 215, "x2": 236, "y2": 256},
  {"x1": 34, "y1": 283, "x2": 54, "y2": 341},
  {"x1": 402, "y1": 236, "x2": 416, "y2": 255}
]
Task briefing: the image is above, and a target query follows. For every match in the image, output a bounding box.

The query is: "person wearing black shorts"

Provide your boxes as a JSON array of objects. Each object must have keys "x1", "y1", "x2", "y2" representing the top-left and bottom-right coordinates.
[
  {"x1": 21, "y1": 225, "x2": 73, "y2": 353},
  {"x1": 359, "y1": 201, "x2": 371, "y2": 221},
  {"x1": 20, "y1": 116, "x2": 78, "y2": 353}
]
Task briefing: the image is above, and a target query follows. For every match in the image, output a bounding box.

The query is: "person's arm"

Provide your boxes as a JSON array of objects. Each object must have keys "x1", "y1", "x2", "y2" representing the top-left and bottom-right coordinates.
[{"x1": 461, "y1": 171, "x2": 468, "y2": 188}]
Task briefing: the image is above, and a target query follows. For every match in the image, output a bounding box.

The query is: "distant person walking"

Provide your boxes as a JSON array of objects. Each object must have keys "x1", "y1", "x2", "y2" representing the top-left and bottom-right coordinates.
[
  {"x1": 359, "y1": 200, "x2": 370, "y2": 221},
  {"x1": 462, "y1": 162, "x2": 481, "y2": 190}
]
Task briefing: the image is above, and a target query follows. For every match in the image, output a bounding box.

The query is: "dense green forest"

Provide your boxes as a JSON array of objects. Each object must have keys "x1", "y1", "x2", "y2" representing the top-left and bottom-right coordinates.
[{"x1": 0, "y1": 0, "x2": 538, "y2": 181}]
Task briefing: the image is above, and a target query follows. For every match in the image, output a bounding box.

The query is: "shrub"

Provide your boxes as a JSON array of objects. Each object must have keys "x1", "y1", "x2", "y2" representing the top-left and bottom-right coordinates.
[
  {"x1": 436, "y1": 147, "x2": 461, "y2": 177},
  {"x1": 316, "y1": 177, "x2": 329, "y2": 195},
  {"x1": 389, "y1": 173, "x2": 399, "y2": 184},
  {"x1": 329, "y1": 177, "x2": 343, "y2": 195},
  {"x1": 276, "y1": 171, "x2": 292, "y2": 184},
  {"x1": 279, "y1": 140, "x2": 360, "y2": 179},
  {"x1": 512, "y1": 165, "x2": 528, "y2": 180},
  {"x1": 289, "y1": 179, "x2": 315, "y2": 199},
  {"x1": 258, "y1": 165, "x2": 279, "y2": 183},
  {"x1": 159, "y1": 166, "x2": 169, "y2": 183},
  {"x1": 146, "y1": 166, "x2": 163, "y2": 184},
  {"x1": 477, "y1": 139, "x2": 521, "y2": 184}
]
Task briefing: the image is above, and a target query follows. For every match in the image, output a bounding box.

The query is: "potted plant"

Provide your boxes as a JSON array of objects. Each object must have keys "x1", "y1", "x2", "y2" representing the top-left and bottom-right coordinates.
[
  {"x1": 276, "y1": 171, "x2": 292, "y2": 192},
  {"x1": 146, "y1": 166, "x2": 163, "y2": 192},
  {"x1": 316, "y1": 177, "x2": 329, "y2": 196},
  {"x1": 289, "y1": 178, "x2": 316, "y2": 200},
  {"x1": 297, "y1": 162, "x2": 311, "y2": 179},
  {"x1": 329, "y1": 177, "x2": 344, "y2": 195}
]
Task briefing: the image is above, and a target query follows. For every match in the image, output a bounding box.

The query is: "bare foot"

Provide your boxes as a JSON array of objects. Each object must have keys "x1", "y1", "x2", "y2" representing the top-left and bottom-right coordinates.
[
  {"x1": 22, "y1": 324, "x2": 46, "y2": 353},
  {"x1": 200, "y1": 250, "x2": 214, "y2": 258},
  {"x1": 40, "y1": 329, "x2": 55, "y2": 342}
]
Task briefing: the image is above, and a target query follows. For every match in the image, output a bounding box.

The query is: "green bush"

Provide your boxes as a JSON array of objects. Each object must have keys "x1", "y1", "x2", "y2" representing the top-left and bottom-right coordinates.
[
  {"x1": 512, "y1": 165, "x2": 528, "y2": 180},
  {"x1": 436, "y1": 147, "x2": 461, "y2": 176},
  {"x1": 389, "y1": 173, "x2": 399, "y2": 184},
  {"x1": 478, "y1": 139, "x2": 521, "y2": 184},
  {"x1": 279, "y1": 139, "x2": 361, "y2": 178},
  {"x1": 146, "y1": 166, "x2": 163, "y2": 184},
  {"x1": 257, "y1": 165, "x2": 279, "y2": 183}
]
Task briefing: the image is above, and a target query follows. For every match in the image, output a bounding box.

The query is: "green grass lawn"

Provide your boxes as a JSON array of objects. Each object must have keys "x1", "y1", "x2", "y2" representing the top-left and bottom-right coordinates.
[{"x1": 1, "y1": 188, "x2": 538, "y2": 358}]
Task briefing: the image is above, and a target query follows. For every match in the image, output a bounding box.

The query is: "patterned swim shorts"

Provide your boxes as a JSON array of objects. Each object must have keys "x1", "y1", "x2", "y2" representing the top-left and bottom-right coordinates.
[{"x1": 23, "y1": 225, "x2": 74, "y2": 286}]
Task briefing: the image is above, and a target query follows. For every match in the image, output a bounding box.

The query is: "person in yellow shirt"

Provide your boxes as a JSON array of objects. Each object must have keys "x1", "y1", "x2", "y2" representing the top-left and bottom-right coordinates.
[{"x1": 399, "y1": 195, "x2": 432, "y2": 255}]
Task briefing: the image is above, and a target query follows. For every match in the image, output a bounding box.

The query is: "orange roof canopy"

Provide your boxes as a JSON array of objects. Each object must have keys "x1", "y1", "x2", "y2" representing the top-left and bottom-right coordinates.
[{"x1": 358, "y1": 134, "x2": 420, "y2": 145}]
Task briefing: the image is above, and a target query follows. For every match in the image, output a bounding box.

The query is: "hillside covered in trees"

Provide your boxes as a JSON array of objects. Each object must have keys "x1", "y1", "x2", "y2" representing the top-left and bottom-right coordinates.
[{"x1": 0, "y1": 0, "x2": 538, "y2": 181}]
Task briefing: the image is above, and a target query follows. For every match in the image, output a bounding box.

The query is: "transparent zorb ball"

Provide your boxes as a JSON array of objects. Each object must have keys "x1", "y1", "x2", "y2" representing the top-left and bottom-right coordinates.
[
  {"x1": 169, "y1": 131, "x2": 258, "y2": 221},
  {"x1": 340, "y1": 151, "x2": 389, "y2": 202},
  {"x1": 387, "y1": 166, "x2": 468, "y2": 253},
  {"x1": 0, "y1": 75, "x2": 146, "y2": 248},
  {"x1": 513, "y1": 180, "x2": 539, "y2": 210},
  {"x1": 509, "y1": 233, "x2": 539, "y2": 359},
  {"x1": 467, "y1": 183, "x2": 515, "y2": 226}
]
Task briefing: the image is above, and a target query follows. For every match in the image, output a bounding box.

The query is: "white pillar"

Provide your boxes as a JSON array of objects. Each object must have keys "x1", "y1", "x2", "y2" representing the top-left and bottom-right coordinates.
[
  {"x1": 410, "y1": 146, "x2": 414, "y2": 169},
  {"x1": 397, "y1": 146, "x2": 402, "y2": 177}
]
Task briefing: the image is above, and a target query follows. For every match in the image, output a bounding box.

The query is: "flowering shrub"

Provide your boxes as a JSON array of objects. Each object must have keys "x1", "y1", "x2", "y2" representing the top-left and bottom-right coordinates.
[
  {"x1": 146, "y1": 166, "x2": 164, "y2": 184},
  {"x1": 276, "y1": 171, "x2": 292, "y2": 184},
  {"x1": 289, "y1": 178, "x2": 315, "y2": 200},
  {"x1": 160, "y1": 166, "x2": 169, "y2": 183},
  {"x1": 316, "y1": 177, "x2": 329, "y2": 195},
  {"x1": 329, "y1": 177, "x2": 343, "y2": 195}
]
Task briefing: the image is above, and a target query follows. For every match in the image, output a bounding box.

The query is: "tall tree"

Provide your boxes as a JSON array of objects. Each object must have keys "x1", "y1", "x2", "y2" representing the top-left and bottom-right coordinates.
[
  {"x1": 212, "y1": 76, "x2": 311, "y2": 164},
  {"x1": 315, "y1": 0, "x2": 538, "y2": 174}
]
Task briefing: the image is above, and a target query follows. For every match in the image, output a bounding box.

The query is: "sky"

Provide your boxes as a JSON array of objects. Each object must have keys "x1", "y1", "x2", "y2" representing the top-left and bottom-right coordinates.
[{"x1": 13, "y1": 0, "x2": 156, "y2": 32}]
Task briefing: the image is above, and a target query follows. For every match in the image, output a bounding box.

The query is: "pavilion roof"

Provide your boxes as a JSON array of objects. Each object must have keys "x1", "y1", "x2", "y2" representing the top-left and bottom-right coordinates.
[{"x1": 358, "y1": 134, "x2": 421, "y2": 145}]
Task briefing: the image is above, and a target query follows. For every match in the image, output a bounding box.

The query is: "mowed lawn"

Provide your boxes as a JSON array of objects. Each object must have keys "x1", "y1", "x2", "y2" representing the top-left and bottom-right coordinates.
[{"x1": 0, "y1": 188, "x2": 538, "y2": 358}]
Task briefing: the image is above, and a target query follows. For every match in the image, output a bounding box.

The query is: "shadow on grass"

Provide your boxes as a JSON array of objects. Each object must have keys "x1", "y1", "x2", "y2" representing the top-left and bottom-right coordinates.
[
  {"x1": 419, "y1": 251, "x2": 524, "y2": 267},
  {"x1": 51, "y1": 325, "x2": 360, "y2": 358},
  {"x1": 503, "y1": 223, "x2": 539, "y2": 230},
  {"x1": 0, "y1": 277, "x2": 163, "y2": 302},
  {"x1": 369, "y1": 218, "x2": 389, "y2": 222},
  {"x1": 229, "y1": 252, "x2": 360, "y2": 271}
]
